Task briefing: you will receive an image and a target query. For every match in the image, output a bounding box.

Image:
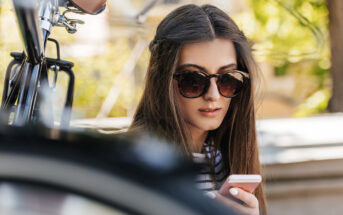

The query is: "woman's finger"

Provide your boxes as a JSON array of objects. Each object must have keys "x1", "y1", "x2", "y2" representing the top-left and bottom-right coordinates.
[
  {"x1": 229, "y1": 188, "x2": 259, "y2": 208},
  {"x1": 207, "y1": 191, "x2": 253, "y2": 215}
]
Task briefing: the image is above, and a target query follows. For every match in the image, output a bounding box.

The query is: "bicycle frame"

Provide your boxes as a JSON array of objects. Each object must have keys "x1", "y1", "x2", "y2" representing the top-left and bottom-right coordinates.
[
  {"x1": 12, "y1": 0, "x2": 47, "y2": 126},
  {"x1": 1, "y1": 0, "x2": 75, "y2": 127},
  {"x1": 14, "y1": 0, "x2": 45, "y2": 64}
]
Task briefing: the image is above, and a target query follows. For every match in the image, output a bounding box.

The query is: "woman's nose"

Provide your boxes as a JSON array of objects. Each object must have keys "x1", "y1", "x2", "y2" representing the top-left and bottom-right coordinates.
[{"x1": 203, "y1": 78, "x2": 220, "y2": 101}]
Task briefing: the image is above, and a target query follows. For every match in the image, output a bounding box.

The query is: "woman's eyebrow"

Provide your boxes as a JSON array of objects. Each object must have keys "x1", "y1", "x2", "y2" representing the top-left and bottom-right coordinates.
[
  {"x1": 176, "y1": 64, "x2": 205, "y2": 71},
  {"x1": 219, "y1": 63, "x2": 237, "y2": 70},
  {"x1": 176, "y1": 63, "x2": 237, "y2": 72}
]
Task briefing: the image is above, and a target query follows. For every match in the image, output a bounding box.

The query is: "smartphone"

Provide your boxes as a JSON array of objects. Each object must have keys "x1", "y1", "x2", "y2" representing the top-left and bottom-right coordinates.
[{"x1": 219, "y1": 174, "x2": 262, "y2": 195}]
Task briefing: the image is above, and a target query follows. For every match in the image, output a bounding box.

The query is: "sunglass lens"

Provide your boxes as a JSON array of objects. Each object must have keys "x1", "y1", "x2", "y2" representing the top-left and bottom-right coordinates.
[
  {"x1": 179, "y1": 72, "x2": 207, "y2": 98},
  {"x1": 217, "y1": 73, "x2": 244, "y2": 97}
]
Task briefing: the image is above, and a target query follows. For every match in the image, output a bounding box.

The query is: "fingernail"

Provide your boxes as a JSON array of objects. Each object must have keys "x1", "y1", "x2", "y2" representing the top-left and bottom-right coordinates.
[
  {"x1": 229, "y1": 188, "x2": 238, "y2": 196},
  {"x1": 205, "y1": 191, "x2": 216, "y2": 199}
]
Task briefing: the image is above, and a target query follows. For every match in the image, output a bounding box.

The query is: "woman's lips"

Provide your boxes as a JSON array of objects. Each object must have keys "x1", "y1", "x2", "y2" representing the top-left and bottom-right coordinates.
[{"x1": 198, "y1": 108, "x2": 222, "y2": 117}]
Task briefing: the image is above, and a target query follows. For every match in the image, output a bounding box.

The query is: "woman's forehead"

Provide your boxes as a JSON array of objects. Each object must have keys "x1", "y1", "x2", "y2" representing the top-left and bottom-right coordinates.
[{"x1": 178, "y1": 38, "x2": 237, "y2": 72}]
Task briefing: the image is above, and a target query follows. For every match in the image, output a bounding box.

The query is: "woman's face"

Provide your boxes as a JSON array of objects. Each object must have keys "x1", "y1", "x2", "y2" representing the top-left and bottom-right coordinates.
[{"x1": 174, "y1": 38, "x2": 237, "y2": 132}]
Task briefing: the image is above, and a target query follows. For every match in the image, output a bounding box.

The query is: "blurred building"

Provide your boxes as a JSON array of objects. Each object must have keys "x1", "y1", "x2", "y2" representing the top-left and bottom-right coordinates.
[{"x1": 258, "y1": 114, "x2": 343, "y2": 215}]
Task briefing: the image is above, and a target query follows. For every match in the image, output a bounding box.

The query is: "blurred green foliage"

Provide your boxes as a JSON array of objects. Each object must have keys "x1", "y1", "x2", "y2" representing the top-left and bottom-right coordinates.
[
  {"x1": 245, "y1": 0, "x2": 330, "y2": 116},
  {"x1": 247, "y1": 0, "x2": 328, "y2": 63},
  {"x1": 294, "y1": 89, "x2": 330, "y2": 117}
]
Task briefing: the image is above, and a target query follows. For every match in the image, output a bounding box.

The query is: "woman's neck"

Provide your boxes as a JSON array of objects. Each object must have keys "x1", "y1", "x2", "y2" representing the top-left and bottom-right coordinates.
[{"x1": 188, "y1": 125, "x2": 208, "y2": 153}]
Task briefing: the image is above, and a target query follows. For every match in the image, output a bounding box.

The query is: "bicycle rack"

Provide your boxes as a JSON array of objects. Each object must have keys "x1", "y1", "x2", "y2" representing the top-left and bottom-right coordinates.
[
  {"x1": 46, "y1": 38, "x2": 75, "y2": 128},
  {"x1": 1, "y1": 41, "x2": 75, "y2": 128}
]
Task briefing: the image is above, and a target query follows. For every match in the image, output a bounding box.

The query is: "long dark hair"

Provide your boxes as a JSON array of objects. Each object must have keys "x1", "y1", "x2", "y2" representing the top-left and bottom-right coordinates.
[{"x1": 130, "y1": 4, "x2": 267, "y2": 214}]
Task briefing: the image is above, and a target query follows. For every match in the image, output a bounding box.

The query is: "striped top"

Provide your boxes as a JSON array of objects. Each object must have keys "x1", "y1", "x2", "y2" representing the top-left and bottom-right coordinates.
[{"x1": 192, "y1": 141, "x2": 229, "y2": 191}]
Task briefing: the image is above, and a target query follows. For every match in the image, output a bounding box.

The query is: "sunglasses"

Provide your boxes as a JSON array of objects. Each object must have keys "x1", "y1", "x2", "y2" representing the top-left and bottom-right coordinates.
[{"x1": 173, "y1": 70, "x2": 249, "y2": 98}]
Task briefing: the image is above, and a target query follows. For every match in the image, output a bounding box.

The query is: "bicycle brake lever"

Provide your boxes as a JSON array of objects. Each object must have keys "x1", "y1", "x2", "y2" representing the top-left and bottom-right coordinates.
[
  {"x1": 68, "y1": 19, "x2": 85, "y2": 25},
  {"x1": 63, "y1": 21, "x2": 77, "y2": 34},
  {"x1": 56, "y1": 2, "x2": 85, "y2": 34},
  {"x1": 58, "y1": 16, "x2": 83, "y2": 33}
]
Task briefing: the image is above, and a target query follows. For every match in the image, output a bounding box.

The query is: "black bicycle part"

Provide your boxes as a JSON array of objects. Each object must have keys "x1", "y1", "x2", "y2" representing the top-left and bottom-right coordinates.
[
  {"x1": 47, "y1": 38, "x2": 61, "y2": 88},
  {"x1": 6, "y1": 0, "x2": 50, "y2": 126},
  {"x1": 0, "y1": 125, "x2": 236, "y2": 215},
  {"x1": 1, "y1": 57, "x2": 23, "y2": 106},
  {"x1": 13, "y1": 62, "x2": 41, "y2": 126},
  {"x1": 47, "y1": 38, "x2": 61, "y2": 60},
  {"x1": 45, "y1": 53, "x2": 75, "y2": 128},
  {"x1": 47, "y1": 37, "x2": 74, "y2": 127},
  {"x1": 32, "y1": 38, "x2": 75, "y2": 128},
  {"x1": 4, "y1": 1, "x2": 76, "y2": 127},
  {"x1": 13, "y1": 0, "x2": 44, "y2": 65},
  {"x1": 0, "y1": 52, "x2": 27, "y2": 124}
]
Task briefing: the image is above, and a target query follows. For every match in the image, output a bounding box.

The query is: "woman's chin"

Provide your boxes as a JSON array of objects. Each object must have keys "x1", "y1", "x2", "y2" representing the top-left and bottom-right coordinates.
[{"x1": 199, "y1": 124, "x2": 221, "y2": 131}]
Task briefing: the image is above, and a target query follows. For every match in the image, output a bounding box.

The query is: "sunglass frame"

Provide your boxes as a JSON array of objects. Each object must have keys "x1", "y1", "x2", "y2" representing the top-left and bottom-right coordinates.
[{"x1": 173, "y1": 70, "x2": 250, "y2": 98}]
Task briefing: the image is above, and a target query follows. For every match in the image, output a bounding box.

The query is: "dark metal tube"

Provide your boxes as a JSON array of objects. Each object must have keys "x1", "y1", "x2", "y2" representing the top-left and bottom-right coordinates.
[
  {"x1": 14, "y1": 63, "x2": 41, "y2": 126},
  {"x1": 60, "y1": 68, "x2": 75, "y2": 128},
  {"x1": 13, "y1": 0, "x2": 43, "y2": 64},
  {"x1": 42, "y1": 29, "x2": 50, "y2": 49},
  {"x1": 13, "y1": 62, "x2": 32, "y2": 125}
]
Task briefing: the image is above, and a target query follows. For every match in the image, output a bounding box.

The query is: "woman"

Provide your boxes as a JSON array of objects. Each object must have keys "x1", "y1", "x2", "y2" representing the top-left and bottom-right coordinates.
[{"x1": 130, "y1": 4, "x2": 267, "y2": 215}]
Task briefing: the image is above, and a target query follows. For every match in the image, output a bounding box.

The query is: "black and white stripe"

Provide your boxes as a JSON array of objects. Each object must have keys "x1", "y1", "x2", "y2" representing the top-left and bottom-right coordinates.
[{"x1": 192, "y1": 142, "x2": 228, "y2": 191}]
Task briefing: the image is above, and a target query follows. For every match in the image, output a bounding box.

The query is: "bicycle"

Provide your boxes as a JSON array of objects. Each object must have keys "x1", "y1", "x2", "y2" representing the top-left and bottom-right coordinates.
[
  {"x1": 0, "y1": 124, "x2": 237, "y2": 215},
  {"x1": 0, "y1": 0, "x2": 106, "y2": 128}
]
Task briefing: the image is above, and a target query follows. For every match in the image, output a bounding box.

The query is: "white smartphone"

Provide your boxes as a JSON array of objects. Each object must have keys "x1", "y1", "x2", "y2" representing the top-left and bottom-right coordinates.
[{"x1": 219, "y1": 174, "x2": 262, "y2": 194}]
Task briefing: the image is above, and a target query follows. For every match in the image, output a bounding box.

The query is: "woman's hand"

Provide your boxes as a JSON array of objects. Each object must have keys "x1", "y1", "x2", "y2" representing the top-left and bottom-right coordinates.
[{"x1": 207, "y1": 188, "x2": 259, "y2": 215}]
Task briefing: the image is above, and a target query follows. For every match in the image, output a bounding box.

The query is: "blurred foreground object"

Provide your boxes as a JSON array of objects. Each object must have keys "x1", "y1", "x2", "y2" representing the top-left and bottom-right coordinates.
[{"x1": 0, "y1": 124, "x2": 235, "y2": 215}]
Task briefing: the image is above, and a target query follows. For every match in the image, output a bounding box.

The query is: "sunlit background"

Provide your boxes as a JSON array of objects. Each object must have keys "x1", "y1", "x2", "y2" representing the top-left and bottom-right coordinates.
[
  {"x1": 1, "y1": 0, "x2": 343, "y2": 214},
  {"x1": 0, "y1": 0, "x2": 333, "y2": 120}
]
